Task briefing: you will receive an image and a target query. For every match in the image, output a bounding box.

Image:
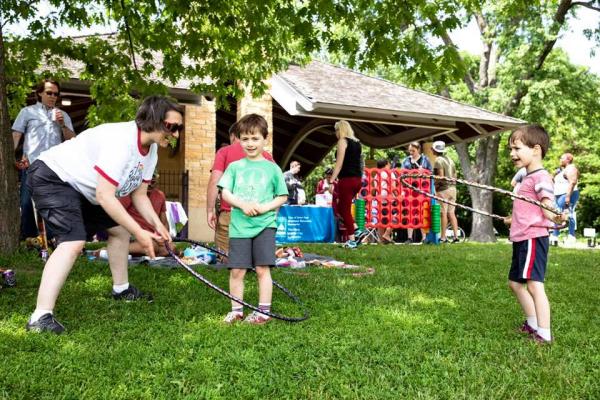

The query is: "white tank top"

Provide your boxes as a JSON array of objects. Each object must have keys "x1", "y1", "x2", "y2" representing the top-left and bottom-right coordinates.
[{"x1": 553, "y1": 165, "x2": 578, "y2": 195}]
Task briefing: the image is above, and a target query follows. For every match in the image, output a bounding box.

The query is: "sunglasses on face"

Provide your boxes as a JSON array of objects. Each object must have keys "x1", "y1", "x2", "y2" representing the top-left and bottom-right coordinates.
[
  {"x1": 164, "y1": 121, "x2": 184, "y2": 134},
  {"x1": 44, "y1": 91, "x2": 60, "y2": 97}
]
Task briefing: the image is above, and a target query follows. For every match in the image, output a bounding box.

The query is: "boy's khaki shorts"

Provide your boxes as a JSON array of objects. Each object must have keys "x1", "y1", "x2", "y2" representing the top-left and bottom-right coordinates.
[{"x1": 215, "y1": 211, "x2": 230, "y2": 253}]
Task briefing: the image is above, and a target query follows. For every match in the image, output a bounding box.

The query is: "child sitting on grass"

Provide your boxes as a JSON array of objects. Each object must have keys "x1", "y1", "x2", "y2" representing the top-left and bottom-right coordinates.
[
  {"x1": 217, "y1": 114, "x2": 288, "y2": 325},
  {"x1": 504, "y1": 125, "x2": 567, "y2": 344}
]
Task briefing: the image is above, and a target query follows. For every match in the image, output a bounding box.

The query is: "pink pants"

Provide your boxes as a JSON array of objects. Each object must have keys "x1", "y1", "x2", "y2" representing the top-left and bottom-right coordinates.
[{"x1": 336, "y1": 177, "x2": 362, "y2": 233}]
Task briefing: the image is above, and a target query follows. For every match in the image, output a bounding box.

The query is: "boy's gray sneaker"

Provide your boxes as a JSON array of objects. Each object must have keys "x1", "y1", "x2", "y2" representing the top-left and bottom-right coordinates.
[
  {"x1": 112, "y1": 285, "x2": 153, "y2": 302},
  {"x1": 25, "y1": 313, "x2": 65, "y2": 334}
]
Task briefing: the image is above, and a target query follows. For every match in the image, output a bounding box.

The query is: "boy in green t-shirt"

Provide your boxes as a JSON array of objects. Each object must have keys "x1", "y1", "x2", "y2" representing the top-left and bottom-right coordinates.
[{"x1": 217, "y1": 114, "x2": 288, "y2": 325}]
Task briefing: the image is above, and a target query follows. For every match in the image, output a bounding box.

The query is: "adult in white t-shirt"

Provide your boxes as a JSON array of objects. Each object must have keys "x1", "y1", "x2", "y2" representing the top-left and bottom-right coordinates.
[{"x1": 24, "y1": 95, "x2": 184, "y2": 334}]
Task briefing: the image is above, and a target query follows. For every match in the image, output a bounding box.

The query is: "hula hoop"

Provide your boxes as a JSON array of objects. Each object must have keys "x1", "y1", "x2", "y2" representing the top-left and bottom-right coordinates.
[
  {"x1": 399, "y1": 173, "x2": 566, "y2": 229},
  {"x1": 167, "y1": 238, "x2": 309, "y2": 323}
]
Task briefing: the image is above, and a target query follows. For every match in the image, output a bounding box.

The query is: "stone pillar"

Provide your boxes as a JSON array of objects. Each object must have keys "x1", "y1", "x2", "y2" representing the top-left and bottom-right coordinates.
[
  {"x1": 184, "y1": 98, "x2": 216, "y2": 241},
  {"x1": 237, "y1": 81, "x2": 273, "y2": 155}
]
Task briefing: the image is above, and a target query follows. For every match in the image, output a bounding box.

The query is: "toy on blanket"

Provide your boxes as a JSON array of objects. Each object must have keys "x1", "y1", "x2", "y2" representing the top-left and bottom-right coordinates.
[
  {"x1": 182, "y1": 246, "x2": 216, "y2": 265},
  {"x1": 276, "y1": 247, "x2": 303, "y2": 258},
  {"x1": 275, "y1": 246, "x2": 306, "y2": 269}
]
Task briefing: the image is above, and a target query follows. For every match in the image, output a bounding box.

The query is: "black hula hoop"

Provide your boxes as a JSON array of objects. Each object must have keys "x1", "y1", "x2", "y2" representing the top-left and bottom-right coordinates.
[
  {"x1": 166, "y1": 238, "x2": 309, "y2": 322},
  {"x1": 399, "y1": 173, "x2": 566, "y2": 230}
]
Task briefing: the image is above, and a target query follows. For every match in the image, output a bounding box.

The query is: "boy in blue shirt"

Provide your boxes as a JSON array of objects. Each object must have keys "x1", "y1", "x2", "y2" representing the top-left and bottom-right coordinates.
[{"x1": 218, "y1": 114, "x2": 288, "y2": 324}]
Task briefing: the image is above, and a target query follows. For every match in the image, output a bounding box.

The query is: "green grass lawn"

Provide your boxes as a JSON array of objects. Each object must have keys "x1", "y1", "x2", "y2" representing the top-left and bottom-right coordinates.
[{"x1": 1, "y1": 243, "x2": 599, "y2": 399}]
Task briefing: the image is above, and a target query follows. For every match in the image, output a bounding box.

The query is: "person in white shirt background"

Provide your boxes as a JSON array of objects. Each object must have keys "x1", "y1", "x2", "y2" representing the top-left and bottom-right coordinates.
[{"x1": 12, "y1": 79, "x2": 75, "y2": 240}]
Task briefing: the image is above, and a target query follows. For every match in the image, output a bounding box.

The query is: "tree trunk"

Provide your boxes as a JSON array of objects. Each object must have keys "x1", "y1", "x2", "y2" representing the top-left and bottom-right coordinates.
[
  {"x1": 470, "y1": 184, "x2": 497, "y2": 243},
  {"x1": 0, "y1": 27, "x2": 21, "y2": 254},
  {"x1": 456, "y1": 135, "x2": 500, "y2": 242}
]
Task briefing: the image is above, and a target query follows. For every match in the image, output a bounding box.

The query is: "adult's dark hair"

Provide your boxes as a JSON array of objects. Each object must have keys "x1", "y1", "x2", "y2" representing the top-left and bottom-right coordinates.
[
  {"x1": 508, "y1": 124, "x2": 550, "y2": 158},
  {"x1": 135, "y1": 95, "x2": 184, "y2": 133},
  {"x1": 408, "y1": 141, "x2": 422, "y2": 151},
  {"x1": 35, "y1": 79, "x2": 61, "y2": 100},
  {"x1": 228, "y1": 121, "x2": 239, "y2": 137},
  {"x1": 236, "y1": 113, "x2": 268, "y2": 138},
  {"x1": 376, "y1": 159, "x2": 389, "y2": 169}
]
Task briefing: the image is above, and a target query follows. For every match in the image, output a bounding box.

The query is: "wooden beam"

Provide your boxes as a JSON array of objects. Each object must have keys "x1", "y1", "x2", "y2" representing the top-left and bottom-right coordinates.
[
  {"x1": 289, "y1": 153, "x2": 317, "y2": 166},
  {"x1": 357, "y1": 127, "x2": 441, "y2": 148},
  {"x1": 280, "y1": 119, "x2": 336, "y2": 168},
  {"x1": 302, "y1": 137, "x2": 331, "y2": 149}
]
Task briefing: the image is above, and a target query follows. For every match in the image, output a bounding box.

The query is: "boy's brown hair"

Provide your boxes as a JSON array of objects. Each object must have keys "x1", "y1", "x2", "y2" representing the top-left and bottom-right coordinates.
[
  {"x1": 508, "y1": 124, "x2": 550, "y2": 158},
  {"x1": 236, "y1": 113, "x2": 268, "y2": 139}
]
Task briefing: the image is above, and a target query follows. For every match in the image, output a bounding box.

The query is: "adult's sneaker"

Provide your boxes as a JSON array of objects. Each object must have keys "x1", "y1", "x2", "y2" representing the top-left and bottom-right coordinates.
[
  {"x1": 112, "y1": 285, "x2": 154, "y2": 302},
  {"x1": 564, "y1": 235, "x2": 577, "y2": 246},
  {"x1": 344, "y1": 240, "x2": 358, "y2": 249},
  {"x1": 354, "y1": 229, "x2": 368, "y2": 242},
  {"x1": 25, "y1": 313, "x2": 65, "y2": 334}
]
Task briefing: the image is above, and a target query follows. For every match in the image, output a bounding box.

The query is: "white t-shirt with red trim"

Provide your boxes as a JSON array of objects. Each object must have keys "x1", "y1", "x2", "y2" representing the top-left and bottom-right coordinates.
[{"x1": 38, "y1": 121, "x2": 157, "y2": 205}]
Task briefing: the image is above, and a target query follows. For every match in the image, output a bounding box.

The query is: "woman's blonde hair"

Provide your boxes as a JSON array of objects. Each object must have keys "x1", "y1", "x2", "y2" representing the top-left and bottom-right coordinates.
[{"x1": 334, "y1": 120, "x2": 359, "y2": 142}]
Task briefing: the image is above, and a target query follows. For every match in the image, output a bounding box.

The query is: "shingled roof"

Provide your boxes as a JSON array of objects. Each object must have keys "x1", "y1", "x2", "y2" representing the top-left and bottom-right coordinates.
[{"x1": 271, "y1": 60, "x2": 523, "y2": 150}]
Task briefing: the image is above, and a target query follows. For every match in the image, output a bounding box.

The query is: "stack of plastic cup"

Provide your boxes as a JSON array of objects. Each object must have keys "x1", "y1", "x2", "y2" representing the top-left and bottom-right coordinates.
[
  {"x1": 430, "y1": 203, "x2": 441, "y2": 233},
  {"x1": 355, "y1": 198, "x2": 366, "y2": 230}
]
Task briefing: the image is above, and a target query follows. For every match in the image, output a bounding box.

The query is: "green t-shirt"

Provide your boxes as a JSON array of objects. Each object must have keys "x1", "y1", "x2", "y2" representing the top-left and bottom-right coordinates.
[
  {"x1": 433, "y1": 155, "x2": 456, "y2": 192},
  {"x1": 218, "y1": 158, "x2": 288, "y2": 238}
]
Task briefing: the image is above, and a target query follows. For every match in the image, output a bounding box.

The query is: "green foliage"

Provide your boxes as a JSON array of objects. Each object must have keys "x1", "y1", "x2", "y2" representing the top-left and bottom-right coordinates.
[
  {"x1": 3, "y1": 0, "x2": 599, "y2": 239},
  {"x1": 2, "y1": 244, "x2": 600, "y2": 398},
  {"x1": 502, "y1": 50, "x2": 600, "y2": 230},
  {"x1": 1, "y1": 0, "x2": 491, "y2": 122},
  {"x1": 324, "y1": 2, "x2": 600, "y2": 235},
  {"x1": 317, "y1": 1, "x2": 475, "y2": 91},
  {"x1": 2, "y1": 0, "x2": 324, "y2": 121}
]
